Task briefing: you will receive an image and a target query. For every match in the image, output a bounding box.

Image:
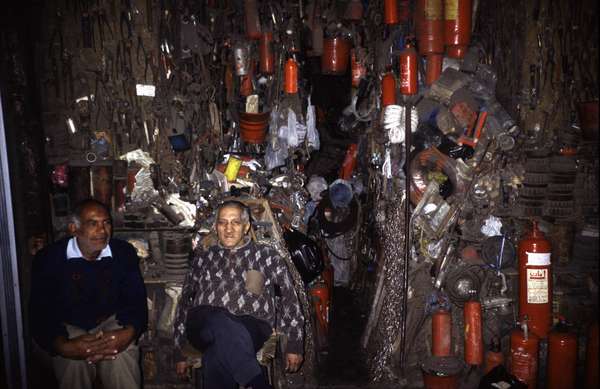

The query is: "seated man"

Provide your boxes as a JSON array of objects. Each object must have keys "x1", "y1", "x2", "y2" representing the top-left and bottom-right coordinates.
[
  {"x1": 173, "y1": 200, "x2": 304, "y2": 389},
  {"x1": 29, "y1": 199, "x2": 148, "y2": 389}
]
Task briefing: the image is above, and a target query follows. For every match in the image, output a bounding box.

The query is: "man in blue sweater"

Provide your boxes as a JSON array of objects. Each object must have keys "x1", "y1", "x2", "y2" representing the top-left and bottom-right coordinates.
[{"x1": 29, "y1": 199, "x2": 147, "y2": 389}]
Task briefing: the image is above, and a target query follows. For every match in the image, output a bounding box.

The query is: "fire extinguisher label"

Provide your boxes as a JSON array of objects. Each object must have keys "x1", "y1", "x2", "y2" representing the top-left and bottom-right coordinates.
[
  {"x1": 527, "y1": 269, "x2": 548, "y2": 304},
  {"x1": 425, "y1": 0, "x2": 443, "y2": 20},
  {"x1": 526, "y1": 251, "x2": 551, "y2": 265},
  {"x1": 444, "y1": 0, "x2": 459, "y2": 20}
]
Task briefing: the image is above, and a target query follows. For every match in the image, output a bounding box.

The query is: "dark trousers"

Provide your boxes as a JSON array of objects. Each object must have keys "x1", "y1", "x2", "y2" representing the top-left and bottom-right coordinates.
[{"x1": 186, "y1": 306, "x2": 272, "y2": 389}]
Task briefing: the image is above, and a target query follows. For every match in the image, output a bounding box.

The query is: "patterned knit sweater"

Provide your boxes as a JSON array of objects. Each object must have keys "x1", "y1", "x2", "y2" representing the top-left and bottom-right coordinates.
[{"x1": 173, "y1": 239, "x2": 304, "y2": 358}]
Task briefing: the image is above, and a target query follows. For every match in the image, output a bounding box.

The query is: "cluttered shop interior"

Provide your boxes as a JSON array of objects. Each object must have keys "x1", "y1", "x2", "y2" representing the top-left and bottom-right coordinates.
[{"x1": 0, "y1": 0, "x2": 598, "y2": 388}]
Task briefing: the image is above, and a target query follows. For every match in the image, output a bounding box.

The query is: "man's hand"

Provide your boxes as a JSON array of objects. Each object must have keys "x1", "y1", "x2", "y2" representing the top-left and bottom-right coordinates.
[
  {"x1": 54, "y1": 326, "x2": 136, "y2": 363},
  {"x1": 175, "y1": 361, "x2": 189, "y2": 378},
  {"x1": 285, "y1": 353, "x2": 303, "y2": 373}
]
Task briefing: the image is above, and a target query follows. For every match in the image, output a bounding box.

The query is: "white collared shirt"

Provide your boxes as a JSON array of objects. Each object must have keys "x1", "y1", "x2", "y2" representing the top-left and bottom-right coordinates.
[{"x1": 66, "y1": 237, "x2": 113, "y2": 260}]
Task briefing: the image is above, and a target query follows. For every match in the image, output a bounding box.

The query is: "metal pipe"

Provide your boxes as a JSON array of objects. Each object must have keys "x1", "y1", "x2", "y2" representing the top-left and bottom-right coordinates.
[{"x1": 399, "y1": 101, "x2": 412, "y2": 371}]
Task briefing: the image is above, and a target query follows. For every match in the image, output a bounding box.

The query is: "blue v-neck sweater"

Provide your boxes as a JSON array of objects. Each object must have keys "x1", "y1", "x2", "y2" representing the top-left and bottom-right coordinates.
[{"x1": 29, "y1": 238, "x2": 148, "y2": 353}]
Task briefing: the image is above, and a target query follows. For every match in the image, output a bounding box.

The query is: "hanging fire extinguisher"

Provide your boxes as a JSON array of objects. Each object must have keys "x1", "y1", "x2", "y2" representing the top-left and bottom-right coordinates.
[
  {"x1": 464, "y1": 299, "x2": 483, "y2": 365},
  {"x1": 518, "y1": 220, "x2": 552, "y2": 339},
  {"x1": 284, "y1": 57, "x2": 298, "y2": 94},
  {"x1": 309, "y1": 279, "x2": 330, "y2": 347},
  {"x1": 339, "y1": 143, "x2": 358, "y2": 180},
  {"x1": 415, "y1": 0, "x2": 445, "y2": 55},
  {"x1": 384, "y1": 0, "x2": 399, "y2": 25},
  {"x1": 509, "y1": 319, "x2": 539, "y2": 388},
  {"x1": 399, "y1": 42, "x2": 418, "y2": 95},
  {"x1": 444, "y1": 0, "x2": 472, "y2": 58},
  {"x1": 425, "y1": 53, "x2": 443, "y2": 85},
  {"x1": 244, "y1": 0, "x2": 262, "y2": 40},
  {"x1": 351, "y1": 49, "x2": 367, "y2": 88},
  {"x1": 432, "y1": 308, "x2": 452, "y2": 356},
  {"x1": 382, "y1": 72, "x2": 397, "y2": 106},
  {"x1": 484, "y1": 337, "x2": 504, "y2": 374},
  {"x1": 259, "y1": 32, "x2": 274, "y2": 75},
  {"x1": 547, "y1": 320, "x2": 577, "y2": 389}
]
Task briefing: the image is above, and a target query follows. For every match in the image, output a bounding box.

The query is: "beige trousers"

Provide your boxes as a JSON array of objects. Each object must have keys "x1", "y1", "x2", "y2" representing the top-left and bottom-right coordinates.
[{"x1": 50, "y1": 315, "x2": 141, "y2": 389}]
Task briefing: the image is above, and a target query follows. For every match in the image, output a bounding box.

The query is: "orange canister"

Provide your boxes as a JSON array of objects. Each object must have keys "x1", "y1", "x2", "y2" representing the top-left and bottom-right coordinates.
[
  {"x1": 382, "y1": 72, "x2": 397, "y2": 106},
  {"x1": 432, "y1": 309, "x2": 452, "y2": 357},
  {"x1": 384, "y1": 0, "x2": 399, "y2": 25},
  {"x1": 509, "y1": 323, "x2": 539, "y2": 389},
  {"x1": 426, "y1": 53, "x2": 443, "y2": 85},
  {"x1": 259, "y1": 32, "x2": 274, "y2": 75},
  {"x1": 284, "y1": 58, "x2": 298, "y2": 94},
  {"x1": 421, "y1": 356, "x2": 464, "y2": 389},
  {"x1": 464, "y1": 300, "x2": 483, "y2": 365},
  {"x1": 444, "y1": 0, "x2": 472, "y2": 58},
  {"x1": 322, "y1": 37, "x2": 351, "y2": 75},
  {"x1": 547, "y1": 323, "x2": 577, "y2": 389}
]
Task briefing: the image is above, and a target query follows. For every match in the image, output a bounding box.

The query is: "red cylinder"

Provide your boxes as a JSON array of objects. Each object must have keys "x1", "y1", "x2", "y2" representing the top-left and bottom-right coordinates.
[
  {"x1": 240, "y1": 74, "x2": 253, "y2": 97},
  {"x1": 382, "y1": 72, "x2": 397, "y2": 106},
  {"x1": 339, "y1": 143, "x2": 358, "y2": 180},
  {"x1": 547, "y1": 326, "x2": 577, "y2": 389},
  {"x1": 322, "y1": 265, "x2": 334, "y2": 299},
  {"x1": 309, "y1": 281, "x2": 330, "y2": 335},
  {"x1": 259, "y1": 32, "x2": 274, "y2": 75},
  {"x1": 351, "y1": 49, "x2": 367, "y2": 88},
  {"x1": 426, "y1": 53, "x2": 443, "y2": 85},
  {"x1": 509, "y1": 327, "x2": 539, "y2": 389},
  {"x1": 518, "y1": 220, "x2": 552, "y2": 339},
  {"x1": 444, "y1": 0, "x2": 472, "y2": 58},
  {"x1": 384, "y1": 0, "x2": 399, "y2": 25},
  {"x1": 244, "y1": 0, "x2": 261, "y2": 40},
  {"x1": 322, "y1": 37, "x2": 351, "y2": 75},
  {"x1": 284, "y1": 58, "x2": 298, "y2": 94},
  {"x1": 399, "y1": 44, "x2": 418, "y2": 95},
  {"x1": 415, "y1": 0, "x2": 445, "y2": 55},
  {"x1": 585, "y1": 322, "x2": 599, "y2": 389},
  {"x1": 432, "y1": 309, "x2": 452, "y2": 357},
  {"x1": 421, "y1": 356, "x2": 463, "y2": 389},
  {"x1": 464, "y1": 300, "x2": 483, "y2": 365},
  {"x1": 484, "y1": 339, "x2": 504, "y2": 374}
]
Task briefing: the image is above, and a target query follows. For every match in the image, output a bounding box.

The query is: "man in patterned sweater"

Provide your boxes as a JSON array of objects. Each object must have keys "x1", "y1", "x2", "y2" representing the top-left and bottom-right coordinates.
[{"x1": 173, "y1": 200, "x2": 304, "y2": 389}]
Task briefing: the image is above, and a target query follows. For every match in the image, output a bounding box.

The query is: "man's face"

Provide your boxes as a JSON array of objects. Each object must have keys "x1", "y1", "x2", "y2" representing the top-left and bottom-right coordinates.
[
  {"x1": 69, "y1": 204, "x2": 112, "y2": 259},
  {"x1": 216, "y1": 206, "x2": 250, "y2": 249}
]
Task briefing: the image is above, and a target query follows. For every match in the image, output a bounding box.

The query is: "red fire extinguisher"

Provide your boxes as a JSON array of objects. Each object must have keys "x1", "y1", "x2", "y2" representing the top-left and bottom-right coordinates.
[
  {"x1": 425, "y1": 53, "x2": 443, "y2": 85},
  {"x1": 509, "y1": 319, "x2": 539, "y2": 389},
  {"x1": 464, "y1": 299, "x2": 483, "y2": 365},
  {"x1": 259, "y1": 32, "x2": 274, "y2": 75},
  {"x1": 339, "y1": 143, "x2": 358, "y2": 180},
  {"x1": 518, "y1": 220, "x2": 552, "y2": 339},
  {"x1": 484, "y1": 337, "x2": 504, "y2": 374},
  {"x1": 351, "y1": 49, "x2": 367, "y2": 88},
  {"x1": 444, "y1": 0, "x2": 472, "y2": 58},
  {"x1": 547, "y1": 321, "x2": 577, "y2": 389},
  {"x1": 284, "y1": 58, "x2": 298, "y2": 94},
  {"x1": 309, "y1": 280, "x2": 330, "y2": 344},
  {"x1": 415, "y1": 0, "x2": 445, "y2": 55},
  {"x1": 585, "y1": 322, "x2": 599, "y2": 388},
  {"x1": 382, "y1": 72, "x2": 397, "y2": 106},
  {"x1": 244, "y1": 0, "x2": 262, "y2": 40},
  {"x1": 399, "y1": 42, "x2": 418, "y2": 95},
  {"x1": 432, "y1": 309, "x2": 452, "y2": 356},
  {"x1": 384, "y1": 0, "x2": 399, "y2": 25}
]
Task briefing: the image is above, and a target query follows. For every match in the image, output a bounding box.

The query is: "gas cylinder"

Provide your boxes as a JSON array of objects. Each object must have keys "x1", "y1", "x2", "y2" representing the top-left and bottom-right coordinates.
[
  {"x1": 585, "y1": 322, "x2": 599, "y2": 389},
  {"x1": 284, "y1": 58, "x2": 298, "y2": 94},
  {"x1": 384, "y1": 0, "x2": 399, "y2": 25},
  {"x1": 351, "y1": 49, "x2": 367, "y2": 88},
  {"x1": 464, "y1": 299, "x2": 483, "y2": 365},
  {"x1": 382, "y1": 72, "x2": 397, "y2": 106},
  {"x1": 509, "y1": 321, "x2": 539, "y2": 389},
  {"x1": 547, "y1": 322, "x2": 577, "y2": 389},
  {"x1": 444, "y1": 0, "x2": 472, "y2": 58},
  {"x1": 259, "y1": 32, "x2": 274, "y2": 75},
  {"x1": 425, "y1": 53, "x2": 443, "y2": 85},
  {"x1": 322, "y1": 36, "x2": 351, "y2": 75},
  {"x1": 415, "y1": 0, "x2": 445, "y2": 55},
  {"x1": 484, "y1": 337, "x2": 504, "y2": 374},
  {"x1": 432, "y1": 309, "x2": 452, "y2": 356},
  {"x1": 399, "y1": 43, "x2": 418, "y2": 95},
  {"x1": 244, "y1": 0, "x2": 262, "y2": 40},
  {"x1": 309, "y1": 280, "x2": 330, "y2": 336},
  {"x1": 339, "y1": 143, "x2": 358, "y2": 180},
  {"x1": 518, "y1": 220, "x2": 552, "y2": 339}
]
